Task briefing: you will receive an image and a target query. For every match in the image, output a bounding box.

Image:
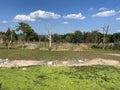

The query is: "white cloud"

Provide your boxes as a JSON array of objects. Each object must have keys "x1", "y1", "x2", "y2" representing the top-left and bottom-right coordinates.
[
  {"x1": 117, "y1": 30, "x2": 120, "y2": 32},
  {"x1": 2, "y1": 20, "x2": 7, "y2": 23},
  {"x1": 118, "y1": 10, "x2": 120, "y2": 13},
  {"x1": 99, "y1": 7, "x2": 109, "y2": 11},
  {"x1": 30, "y1": 10, "x2": 61, "y2": 19},
  {"x1": 92, "y1": 10, "x2": 117, "y2": 17},
  {"x1": 116, "y1": 17, "x2": 120, "y2": 20},
  {"x1": 61, "y1": 21, "x2": 68, "y2": 25},
  {"x1": 14, "y1": 15, "x2": 35, "y2": 22},
  {"x1": 88, "y1": 8, "x2": 93, "y2": 11},
  {"x1": 14, "y1": 10, "x2": 61, "y2": 22},
  {"x1": 63, "y1": 13, "x2": 86, "y2": 20}
]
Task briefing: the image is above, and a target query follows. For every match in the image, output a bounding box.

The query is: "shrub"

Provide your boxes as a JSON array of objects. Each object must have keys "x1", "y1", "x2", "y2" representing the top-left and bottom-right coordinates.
[
  {"x1": 91, "y1": 45, "x2": 103, "y2": 49},
  {"x1": 91, "y1": 44, "x2": 114, "y2": 50},
  {"x1": 113, "y1": 42, "x2": 120, "y2": 50}
]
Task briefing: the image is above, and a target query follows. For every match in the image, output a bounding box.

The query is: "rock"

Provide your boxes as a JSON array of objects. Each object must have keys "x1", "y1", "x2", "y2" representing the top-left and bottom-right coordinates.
[
  {"x1": 47, "y1": 61, "x2": 53, "y2": 66},
  {"x1": 22, "y1": 68, "x2": 27, "y2": 70},
  {"x1": 78, "y1": 60, "x2": 84, "y2": 63}
]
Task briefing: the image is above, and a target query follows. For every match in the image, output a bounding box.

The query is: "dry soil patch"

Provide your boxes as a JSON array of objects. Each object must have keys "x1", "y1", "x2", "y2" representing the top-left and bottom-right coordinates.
[{"x1": 0, "y1": 58, "x2": 120, "y2": 67}]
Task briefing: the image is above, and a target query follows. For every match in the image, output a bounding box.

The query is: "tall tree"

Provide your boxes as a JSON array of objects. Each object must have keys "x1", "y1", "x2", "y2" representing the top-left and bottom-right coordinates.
[
  {"x1": 102, "y1": 25, "x2": 109, "y2": 49},
  {"x1": 83, "y1": 32, "x2": 91, "y2": 43},
  {"x1": 46, "y1": 24, "x2": 52, "y2": 50},
  {"x1": 5, "y1": 28, "x2": 17, "y2": 49},
  {"x1": 16, "y1": 22, "x2": 33, "y2": 37},
  {"x1": 52, "y1": 33, "x2": 61, "y2": 43},
  {"x1": 113, "y1": 32, "x2": 120, "y2": 43},
  {"x1": 47, "y1": 30, "x2": 52, "y2": 50},
  {"x1": 74, "y1": 30, "x2": 83, "y2": 43},
  {"x1": 0, "y1": 32, "x2": 6, "y2": 44},
  {"x1": 91, "y1": 30, "x2": 102, "y2": 44},
  {"x1": 65, "y1": 33, "x2": 74, "y2": 43},
  {"x1": 16, "y1": 22, "x2": 34, "y2": 48}
]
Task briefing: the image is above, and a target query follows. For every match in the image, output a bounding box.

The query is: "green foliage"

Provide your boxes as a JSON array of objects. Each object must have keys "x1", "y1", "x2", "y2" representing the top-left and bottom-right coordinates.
[
  {"x1": 6, "y1": 28, "x2": 11, "y2": 41},
  {"x1": 0, "y1": 66, "x2": 120, "y2": 90},
  {"x1": 1, "y1": 22, "x2": 120, "y2": 51},
  {"x1": 91, "y1": 45, "x2": 103, "y2": 49},
  {"x1": 16, "y1": 22, "x2": 38, "y2": 42},
  {"x1": 65, "y1": 35, "x2": 71, "y2": 42},
  {"x1": 74, "y1": 30, "x2": 83, "y2": 43},
  {"x1": 6, "y1": 28, "x2": 17, "y2": 41},
  {"x1": 92, "y1": 43, "x2": 120, "y2": 50},
  {"x1": 91, "y1": 44, "x2": 113, "y2": 50},
  {"x1": 52, "y1": 34, "x2": 61, "y2": 42},
  {"x1": 113, "y1": 42, "x2": 120, "y2": 50},
  {"x1": 1, "y1": 22, "x2": 120, "y2": 48},
  {"x1": 16, "y1": 22, "x2": 33, "y2": 34},
  {"x1": 113, "y1": 32, "x2": 120, "y2": 43},
  {"x1": 0, "y1": 83, "x2": 2, "y2": 89},
  {"x1": 65, "y1": 33, "x2": 74, "y2": 43},
  {"x1": 64, "y1": 30, "x2": 83, "y2": 43}
]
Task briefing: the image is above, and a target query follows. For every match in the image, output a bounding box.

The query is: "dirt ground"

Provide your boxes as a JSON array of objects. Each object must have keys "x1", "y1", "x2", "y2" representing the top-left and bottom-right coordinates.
[
  {"x1": 0, "y1": 53, "x2": 120, "y2": 67},
  {"x1": 105, "y1": 53, "x2": 120, "y2": 57},
  {"x1": 0, "y1": 58, "x2": 120, "y2": 67}
]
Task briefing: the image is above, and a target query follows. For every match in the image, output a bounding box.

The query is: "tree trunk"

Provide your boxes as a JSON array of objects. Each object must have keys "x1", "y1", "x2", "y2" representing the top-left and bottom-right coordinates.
[
  {"x1": 102, "y1": 25, "x2": 109, "y2": 50},
  {"x1": 48, "y1": 34, "x2": 52, "y2": 49},
  {"x1": 8, "y1": 31, "x2": 13, "y2": 49}
]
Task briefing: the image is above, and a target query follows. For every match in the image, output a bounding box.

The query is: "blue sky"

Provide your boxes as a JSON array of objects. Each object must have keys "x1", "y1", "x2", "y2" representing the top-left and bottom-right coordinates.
[{"x1": 0, "y1": 0, "x2": 120, "y2": 34}]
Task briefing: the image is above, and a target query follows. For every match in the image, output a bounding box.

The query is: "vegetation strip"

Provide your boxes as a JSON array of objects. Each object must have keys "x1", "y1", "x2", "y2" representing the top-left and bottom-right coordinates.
[{"x1": 0, "y1": 49, "x2": 120, "y2": 61}]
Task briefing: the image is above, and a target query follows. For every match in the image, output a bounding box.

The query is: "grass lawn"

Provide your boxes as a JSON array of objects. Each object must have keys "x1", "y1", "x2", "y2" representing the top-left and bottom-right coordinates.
[
  {"x1": 0, "y1": 49, "x2": 119, "y2": 60},
  {"x1": 0, "y1": 65, "x2": 120, "y2": 90}
]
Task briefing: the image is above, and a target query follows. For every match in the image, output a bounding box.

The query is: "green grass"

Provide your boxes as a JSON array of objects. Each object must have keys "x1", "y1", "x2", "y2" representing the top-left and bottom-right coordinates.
[
  {"x1": 0, "y1": 49, "x2": 120, "y2": 60},
  {"x1": 0, "y1": 65, "x2": 120, "y2": 90}
]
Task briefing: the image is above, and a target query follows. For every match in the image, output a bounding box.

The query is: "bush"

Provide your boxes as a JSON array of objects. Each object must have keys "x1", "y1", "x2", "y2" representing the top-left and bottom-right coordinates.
[
  {"x1": 103, "y1": 44, "x2": 113, "y2": 50},
  {"x1": 91, "y1": 44, "x2": 114, "y2": 50},
  {"x1": 113, "y1": 42, "x2": 120, "y2": 50},
  {"x1": 91, "y1": 45, "x2": 103, "y2": 49}
]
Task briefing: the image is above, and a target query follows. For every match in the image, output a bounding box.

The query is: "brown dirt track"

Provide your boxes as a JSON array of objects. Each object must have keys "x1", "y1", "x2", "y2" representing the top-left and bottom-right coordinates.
[{"x1": 0, "y1": 58, "x2": 120, "y2": 67}]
